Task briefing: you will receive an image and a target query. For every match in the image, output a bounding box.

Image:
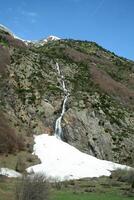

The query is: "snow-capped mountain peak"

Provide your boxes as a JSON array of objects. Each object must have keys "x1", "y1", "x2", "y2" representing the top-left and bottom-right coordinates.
[
  {"x1": 33, "y1": 35, "x2": 61, "y2": 47},
  {"x1": 47, "y1": 35, "x2": 60, "y2": 41},
  {"x1": 0, "y1": 24, "x2": 61, "y2": 46},
  {"x1": 40, "y1": 35, "x2": 60, "y2": 43}
]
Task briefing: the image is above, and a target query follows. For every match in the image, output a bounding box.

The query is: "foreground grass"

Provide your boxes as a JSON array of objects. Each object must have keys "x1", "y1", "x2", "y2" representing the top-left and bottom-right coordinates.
[
  {"x1": 0, "y1": 176, "x2": 134, "y2": 200},
  {"x1": 51, "y1": 191, "x2": 133, "y2": 200},
  {"x1": 0, "y1": 178, "x2": 15, "y2": 200},
  {"x1": 51, "y1": 177, "x2": 134, "y2": 200}
]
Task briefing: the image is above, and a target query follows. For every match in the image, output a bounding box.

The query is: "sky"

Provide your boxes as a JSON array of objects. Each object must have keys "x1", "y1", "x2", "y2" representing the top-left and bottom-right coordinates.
[{"x1": 0, "y1": 0, "x2": 134, "y2": 60}]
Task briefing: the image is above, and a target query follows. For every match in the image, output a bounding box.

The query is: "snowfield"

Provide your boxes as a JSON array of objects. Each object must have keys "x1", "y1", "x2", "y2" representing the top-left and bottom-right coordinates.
[{"x1": 27, "y1": 134, "x2": 130, "y2": 181}]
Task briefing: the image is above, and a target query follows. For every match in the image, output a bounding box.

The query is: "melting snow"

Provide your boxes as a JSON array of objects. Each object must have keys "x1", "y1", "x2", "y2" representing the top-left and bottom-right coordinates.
[
  {"x1": 27, "y1": 134, "x2": 130, "y2": 181},
  {"x1": 47, "y1": 35, "x2": 60, "y2": 41},
  {"x1": 0, "y1": 168, "x2": 21, "y2": 178}
]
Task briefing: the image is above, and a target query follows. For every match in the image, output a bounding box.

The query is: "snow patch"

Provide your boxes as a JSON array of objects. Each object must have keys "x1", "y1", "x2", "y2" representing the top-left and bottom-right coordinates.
[
  {"x1": 27, "y1": 134, "x2": 130, "y2": 181},
  {"x1": 47, "y1": 35, "x2": 60, "y2": 41},
  {"x1": 0, "y1": 168, "x2": 21, "y2": 178},
  {"x1": 34, "y1": 35, "x2": 61, "y2": 47}
]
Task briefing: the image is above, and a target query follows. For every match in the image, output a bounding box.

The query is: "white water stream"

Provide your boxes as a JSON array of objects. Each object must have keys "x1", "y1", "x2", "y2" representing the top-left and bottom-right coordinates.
[{"x1": 54, "y1": 63, "x2": 69, "y2": 139}]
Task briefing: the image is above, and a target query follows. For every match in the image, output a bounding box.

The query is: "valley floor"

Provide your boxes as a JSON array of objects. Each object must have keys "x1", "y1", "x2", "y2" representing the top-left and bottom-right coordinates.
[{"x1": 0, "y1": 176, "x2": 134, "y2": 200}]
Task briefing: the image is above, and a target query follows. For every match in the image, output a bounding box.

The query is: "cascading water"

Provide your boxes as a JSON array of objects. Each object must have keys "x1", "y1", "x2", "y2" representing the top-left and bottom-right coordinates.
[{"x1": 54, "y1": 62, "x2": 69, "y2": 139}]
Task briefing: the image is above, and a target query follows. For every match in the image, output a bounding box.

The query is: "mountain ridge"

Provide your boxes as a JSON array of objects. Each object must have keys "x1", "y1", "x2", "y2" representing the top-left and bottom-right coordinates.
[
  {"x1": 0, "y1": 24, "x2": 133, "y2": 61},
  {"x1": 0, "y1": 24, "x2": 61, "y2": 45}
]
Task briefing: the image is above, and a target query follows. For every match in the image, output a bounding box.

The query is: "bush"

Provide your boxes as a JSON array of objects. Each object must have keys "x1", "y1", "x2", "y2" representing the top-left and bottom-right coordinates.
[
  {"x1": 111, "y1": 169, "x2": 134, "y2": 188},
  {"x1": 15, "y1": 174, "x2": 49, "y2": 200},
  {"x1": 54, "y1": 179, "x2": 62, "y2": 190},
  {"x1": 0, "y1": 112, "x2": 25, "y2": 154},
  {"x1": 15, "y1": 157, "x2": 26, "y2": 173}
]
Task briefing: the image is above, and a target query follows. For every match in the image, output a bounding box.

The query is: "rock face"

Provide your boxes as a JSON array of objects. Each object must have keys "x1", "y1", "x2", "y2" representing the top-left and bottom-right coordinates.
[
  {"x1": 0, "y1": 26, "x2": 134, "y2": 167},
  {"x1": 63, "y1": 106, "x2": 134, "y2": 165}
]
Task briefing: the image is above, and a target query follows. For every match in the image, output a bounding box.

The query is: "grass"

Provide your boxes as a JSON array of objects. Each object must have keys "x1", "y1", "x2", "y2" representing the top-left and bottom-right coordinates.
[
  {"x1": 0, "y1": 176, "x2": 134, "y2": 200},
  {"x1": 51, "y1": 190, "x2": 133, "y2": 200},
  {"x1": 0, "y1": 178, "x2": 16, "y2": 200},
  {"x1": 0, "y1": 151, "x2": 39, "y2": 172},
  {"x1": 50, "y1": 177, "x2": 134, "y2": 200}
]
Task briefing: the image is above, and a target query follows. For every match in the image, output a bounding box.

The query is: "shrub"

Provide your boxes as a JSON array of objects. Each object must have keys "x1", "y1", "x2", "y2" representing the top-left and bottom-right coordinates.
[
  {"x1": 111, "y1": 169, "x2": 134, "y2": 188},
  {"x1": 0, "y1": 112, "x2": 25, "y2": 154},
  {"x1": 15, "y1": 157, "x2": 26, "y2": 173},
  {"x1": 15, "y1": 174, "x2": 49, "y2": 200},
  {"x1": 54, "y1": 179, "x2": 62, "y2": 190}
]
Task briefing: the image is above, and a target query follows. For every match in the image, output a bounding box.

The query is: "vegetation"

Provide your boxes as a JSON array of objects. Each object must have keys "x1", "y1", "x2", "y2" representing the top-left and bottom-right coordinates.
[
  {"x1": 0, "y1": 35, "x2": 9, "y2": 47},
  {"x1": 111, "y1": 169, "x2": 134, "y2": 189},
  {"x1": 0, "y1": 176, "x2": 134, "y2": 200},
  {"x1": 0, "y1": 28, "x2": 134, "y2": 200},
  {"x1": 15, "y1": 174, "x2": 49, "y2": 200},
  {"x1": 0, "y1": 38, "x2": 8, "y2": 47},
  {"x1": 0, "y1": 112, "x2": 24, "y2": 154},
  {"x1": 51, "y1": 191, "x2": 133, "y2": 200}
]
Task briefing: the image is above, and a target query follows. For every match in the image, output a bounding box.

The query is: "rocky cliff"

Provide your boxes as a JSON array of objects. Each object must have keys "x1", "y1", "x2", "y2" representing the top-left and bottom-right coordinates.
[{"x1": 0, "y1": 27, "x2": 134, "y2": 169}]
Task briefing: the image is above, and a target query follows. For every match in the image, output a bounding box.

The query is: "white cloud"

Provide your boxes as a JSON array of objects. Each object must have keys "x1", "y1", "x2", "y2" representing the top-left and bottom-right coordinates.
[
  {"x1": 20, "y1": 10, "x2": 38, "y2": 23},
  {"x1": 21, "y1": 11, "x2": 38, "y2": 17}
]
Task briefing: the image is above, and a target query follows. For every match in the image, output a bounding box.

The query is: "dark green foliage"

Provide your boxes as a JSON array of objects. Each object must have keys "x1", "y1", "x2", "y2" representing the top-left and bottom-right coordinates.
[
  {"x1": 73, "y1": 65, "x2": 91, "y2": 92},
  {"x1": 91, "y1": 93, "x2": 126, "y2": 126},
  {"x1": 0, "y1": 37, "x2": 8, "y2": 47}
]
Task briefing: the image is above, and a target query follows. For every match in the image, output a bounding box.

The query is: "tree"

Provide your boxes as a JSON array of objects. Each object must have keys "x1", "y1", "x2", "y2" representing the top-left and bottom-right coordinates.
[{"x1": 15, "y1": 174, "x2": 49, "y2": 200}]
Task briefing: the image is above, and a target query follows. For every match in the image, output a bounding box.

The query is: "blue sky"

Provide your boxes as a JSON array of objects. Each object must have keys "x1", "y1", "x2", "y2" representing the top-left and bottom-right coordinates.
[{"x1": 0, "y1": 0, "x2": 134, "y2": 60}]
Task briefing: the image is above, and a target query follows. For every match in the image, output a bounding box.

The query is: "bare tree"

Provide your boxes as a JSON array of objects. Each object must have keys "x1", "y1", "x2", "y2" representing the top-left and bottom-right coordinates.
[{"x1": 15, "y1": 174, "x2": 49, "y2": 200}]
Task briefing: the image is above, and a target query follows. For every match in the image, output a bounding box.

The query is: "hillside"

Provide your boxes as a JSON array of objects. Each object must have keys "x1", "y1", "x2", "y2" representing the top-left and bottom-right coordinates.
[{"x1": 0, "y1": 26, "x2": 134, "y2": 172}]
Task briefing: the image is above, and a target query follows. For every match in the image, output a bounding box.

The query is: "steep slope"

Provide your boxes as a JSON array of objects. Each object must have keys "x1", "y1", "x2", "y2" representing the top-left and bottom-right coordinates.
[{"x1": 0, "y1": 26, "x2": 134, "y2": 171}]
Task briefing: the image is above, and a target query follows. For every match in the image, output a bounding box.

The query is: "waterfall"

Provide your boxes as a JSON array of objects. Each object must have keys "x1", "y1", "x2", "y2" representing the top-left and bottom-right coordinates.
[{"x1": 54, "y1": 63, "x2": 69, "y2": 139}]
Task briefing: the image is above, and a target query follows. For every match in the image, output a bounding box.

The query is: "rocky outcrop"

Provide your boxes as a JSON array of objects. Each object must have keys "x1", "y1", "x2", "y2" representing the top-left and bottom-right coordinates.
[{"x1": 63, "y1": 106, "x2": 134, "y2": 165}]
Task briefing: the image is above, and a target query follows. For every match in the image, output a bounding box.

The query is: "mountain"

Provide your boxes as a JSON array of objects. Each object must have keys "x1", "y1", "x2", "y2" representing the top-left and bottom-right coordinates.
[
  {"x1": 0, "y1": 25, "x2": 134, "y2": 173},
  {"x1": 32, "y1": 35, "x2": 61, "y2": 47}
]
